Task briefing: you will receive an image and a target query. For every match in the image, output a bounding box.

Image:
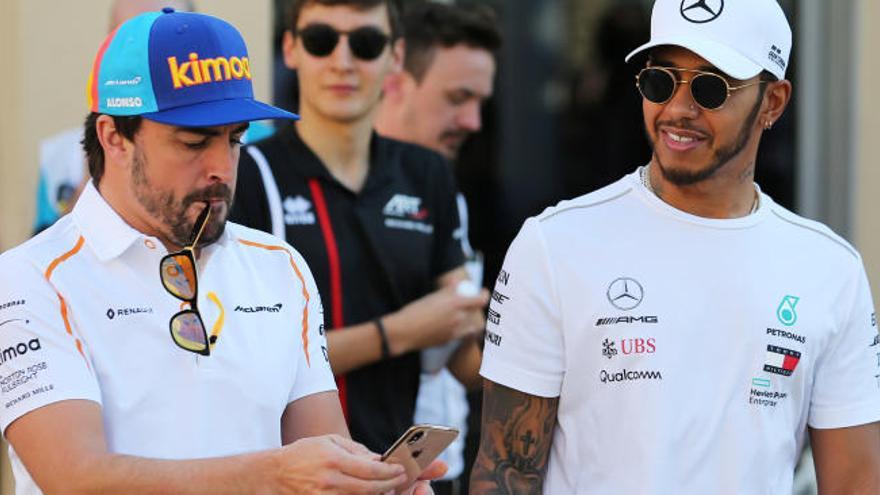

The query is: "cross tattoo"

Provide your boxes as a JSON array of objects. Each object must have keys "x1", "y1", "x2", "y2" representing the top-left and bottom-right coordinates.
[{"x1": 520, "y1": 430, "x2": 537, "y2": 456}]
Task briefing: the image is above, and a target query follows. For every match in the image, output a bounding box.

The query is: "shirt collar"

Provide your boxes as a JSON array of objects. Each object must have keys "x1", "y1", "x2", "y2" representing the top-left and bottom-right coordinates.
[
  {"x1": 72, "y1": 181, "x2": 233, "y2": 262},
  {"x1": 281, "y1": 124, "x2": 396, "y2": 191},
  {"x1": 72, "y1": 181, "x2": 145, "y2": 262}
]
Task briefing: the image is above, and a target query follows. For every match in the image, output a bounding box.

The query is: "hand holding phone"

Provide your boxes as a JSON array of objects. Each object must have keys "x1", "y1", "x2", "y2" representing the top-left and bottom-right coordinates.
[{"x1": 381, "y1": 424, "x2": 458, "y2": 487}]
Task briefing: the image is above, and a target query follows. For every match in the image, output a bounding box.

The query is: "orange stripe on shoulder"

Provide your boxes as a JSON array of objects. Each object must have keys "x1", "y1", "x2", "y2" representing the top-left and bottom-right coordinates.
[
  {"x1": 44, "y1": 236, "x2": 90, "y2": 370},
  {"x1": 239, "y1": 239, "x2": 312, "y2": 367},
  {"x1": 45, "y1": 236, "x2": 85, "y2": 279}
]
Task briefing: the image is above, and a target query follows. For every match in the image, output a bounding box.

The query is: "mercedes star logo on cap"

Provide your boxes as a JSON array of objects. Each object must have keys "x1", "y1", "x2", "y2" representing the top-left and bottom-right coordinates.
[
  {"x1": 680, "y1": 0, "x2": 724, "y2": 24},
  {"x1": 607, "y1": 277, "x2": 645, "y2": 311}
]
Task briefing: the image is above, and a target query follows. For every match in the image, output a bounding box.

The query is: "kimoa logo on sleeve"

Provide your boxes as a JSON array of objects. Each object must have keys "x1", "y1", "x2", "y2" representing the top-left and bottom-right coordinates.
[{"x1": 167, "y1": 53, "x2": 252, "y2": 89}]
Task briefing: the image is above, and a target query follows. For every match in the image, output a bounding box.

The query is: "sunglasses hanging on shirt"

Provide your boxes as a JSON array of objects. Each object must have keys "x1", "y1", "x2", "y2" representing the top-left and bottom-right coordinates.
[
  {"x1": 636, "y1": 66, "x2": 766, "y2": 111},
  {"x1": 296, "y1": 23, "x2": 390, "y2": 61},
  {"x1": 160, "y1": 203, "x2": 215, "y2": 356}
]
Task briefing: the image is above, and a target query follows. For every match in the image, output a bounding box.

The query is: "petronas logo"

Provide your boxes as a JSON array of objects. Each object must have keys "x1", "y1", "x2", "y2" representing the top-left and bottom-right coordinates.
[{"x1": 777, "y1": 295, "x2": 800, "y2": 327}]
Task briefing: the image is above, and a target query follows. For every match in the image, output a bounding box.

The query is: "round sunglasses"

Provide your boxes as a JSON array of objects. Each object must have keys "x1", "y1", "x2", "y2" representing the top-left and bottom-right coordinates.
[
  {"x1": 636, "y1": 67, "x2": 765, "y2": 111},
  {"x1": 296, "y1": 23, "x2": 390, "y2": 61}
]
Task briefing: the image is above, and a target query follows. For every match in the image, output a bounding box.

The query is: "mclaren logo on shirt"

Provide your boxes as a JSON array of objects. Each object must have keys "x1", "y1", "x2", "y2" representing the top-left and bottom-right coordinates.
[
  {"x1": 383, "y1": 194, "x2": 433, "y2": 234},
  {"x1": 234, "y1": 303, "x2": 283, "y2": 314}
]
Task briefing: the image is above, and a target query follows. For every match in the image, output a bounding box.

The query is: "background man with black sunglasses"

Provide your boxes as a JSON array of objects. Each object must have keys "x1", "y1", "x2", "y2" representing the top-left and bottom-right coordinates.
[
  {"x1": 0, "y1": 8, "x2": 441, "y2": 494},
  {"x1": 472, "y1": 0, "x2": 880, "y2": 493},
  {"x1": 230, "y1": 0, "x2": 489, "y2": 459}
]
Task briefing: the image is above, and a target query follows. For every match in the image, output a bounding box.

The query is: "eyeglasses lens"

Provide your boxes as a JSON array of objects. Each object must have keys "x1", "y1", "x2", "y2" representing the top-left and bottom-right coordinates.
[
  {"x1": 301, "y1": 24, "x2": 339, "y2": 57},
  {"x1": 639, "y1": 69, "x2": 676, "y2": 104},
  {"x1": 161, "y1": 254, "x2": 196, "y2": 300},
  {"x1": 690, "y1": 74, "x2": 729, "y2": 110},
  {"x1": 170, "y1": 310, "x2": 209, "y2": 354},
  {"x1": 348, "y1": 27, "x2": 389, "y2": 60}
]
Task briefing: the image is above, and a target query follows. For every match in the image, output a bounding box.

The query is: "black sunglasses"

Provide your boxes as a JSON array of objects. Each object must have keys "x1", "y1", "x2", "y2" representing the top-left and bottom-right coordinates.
[
  {"x1": 296, "y1": 23, "x2": 390, "y2": 61},
  {"x1": 159, "y1": 203, "x2": 215, "y2": 356},
  {"x1": 636, "y1": 66, "x2": 765, "y2": 111}
]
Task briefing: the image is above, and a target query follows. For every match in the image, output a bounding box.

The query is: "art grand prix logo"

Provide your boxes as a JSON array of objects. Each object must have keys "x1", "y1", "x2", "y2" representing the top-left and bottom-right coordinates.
[
  {"x1": 606, "y1": 277, "x2": 644, "y2": 311},
  {"x1": 680, "y1": 0, "x2": 724, "y2": 24}
]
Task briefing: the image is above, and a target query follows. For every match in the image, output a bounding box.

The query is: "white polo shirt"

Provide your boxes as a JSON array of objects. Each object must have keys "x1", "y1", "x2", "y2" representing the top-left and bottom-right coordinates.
[
  {"x1": 481, "y1": 170, "x2": 880, "y2": 494},
  {"x1": 0, "y1": 182, "x2": 335, "y2": 494}
]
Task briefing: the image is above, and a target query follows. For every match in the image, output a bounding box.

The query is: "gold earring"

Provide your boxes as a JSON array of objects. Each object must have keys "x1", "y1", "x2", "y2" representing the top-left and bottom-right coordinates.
[{"x1": 764, "y1": 120, "x2": 773, "y2": 130}]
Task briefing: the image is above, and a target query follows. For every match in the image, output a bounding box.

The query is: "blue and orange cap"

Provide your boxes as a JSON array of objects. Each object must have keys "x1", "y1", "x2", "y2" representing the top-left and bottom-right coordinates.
[{"x1": 86, "y1": 8, "x2": 298, "y2": 127}]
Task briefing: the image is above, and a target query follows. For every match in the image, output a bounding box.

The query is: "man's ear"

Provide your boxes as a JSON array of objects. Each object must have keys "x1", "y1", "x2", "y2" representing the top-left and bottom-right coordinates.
[
  {"x1": 382, "y1": 71, "x2": 406, "y2": 103},
  {"x1": 282, "y1": 30, "x2": 299, "y2": 70},
  {"x1": 389, "y1": 38, "x2": 405, "y2": 74},
  {"x1": 95, "y1": 115, "x2": 134, "y2": 169},
  {"x1": 761, "y1": 79, "x2": 793, "y2": 130}
]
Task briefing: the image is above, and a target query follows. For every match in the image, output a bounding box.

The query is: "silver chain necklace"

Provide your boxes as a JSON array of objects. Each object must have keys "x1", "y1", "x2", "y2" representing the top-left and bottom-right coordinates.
[{"x1": 639, "y1": 166, "x2": 759, "y2": 214}]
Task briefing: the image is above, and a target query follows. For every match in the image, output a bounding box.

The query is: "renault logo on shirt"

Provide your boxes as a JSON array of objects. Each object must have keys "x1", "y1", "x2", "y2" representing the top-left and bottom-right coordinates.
[
  {"x1": 680, "y1": 0, "x2": 723, "y2": 24},
  {"x1": 607, "y1": 277, "x2": 644, "y2": 311}
]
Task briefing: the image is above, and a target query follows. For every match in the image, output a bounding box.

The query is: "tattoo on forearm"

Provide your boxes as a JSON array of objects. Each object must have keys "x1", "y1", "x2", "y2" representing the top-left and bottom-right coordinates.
[{"x1": 470, "y1": 381, "x2": 559, "y2": 494}]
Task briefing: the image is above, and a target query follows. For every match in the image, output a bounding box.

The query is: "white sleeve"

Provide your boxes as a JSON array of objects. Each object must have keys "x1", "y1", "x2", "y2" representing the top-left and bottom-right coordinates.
[
  {"x1": 480, "y1": 218, "x2": 564, "y2": 398},
  {"x1": 808, "y1": 261, "x2": 880, "y2": 428},
  {"x1": 287, "y1": 249, "x2": 336, "y2": 404},
  {"x1": 0, "y1": 255, "x2": 101, "y2": 434}
]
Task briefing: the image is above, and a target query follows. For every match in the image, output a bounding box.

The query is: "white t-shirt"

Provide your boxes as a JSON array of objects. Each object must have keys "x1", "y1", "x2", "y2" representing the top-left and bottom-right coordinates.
[
  {"x1": 480, "y1": 170, "x2": 880, "y2": 494},
  {"x1": 0, "y1": 182, "x2": 335, "y2": 494}
]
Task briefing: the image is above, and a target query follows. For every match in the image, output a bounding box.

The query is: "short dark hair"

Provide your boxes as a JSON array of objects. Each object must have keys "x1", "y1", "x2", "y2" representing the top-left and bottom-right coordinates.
[
  {"x1": 401, "y1": 2, "x2": 502, "y2": 82},
  {"x1": 81, "y1": 113, "x2": 143, "y2": 187},
  {"x1": 287, "y1": 0, "x2": 402, "y2": 40}
]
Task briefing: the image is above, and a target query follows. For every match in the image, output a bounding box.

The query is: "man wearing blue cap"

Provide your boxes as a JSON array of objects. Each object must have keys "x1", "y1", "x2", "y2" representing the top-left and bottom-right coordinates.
[
  {"x1": 472, "y1": 0, "x2": 880, "y2": 493},
  {"x1": 0, "y1": 8, "x2": 439, "y2": 494}
]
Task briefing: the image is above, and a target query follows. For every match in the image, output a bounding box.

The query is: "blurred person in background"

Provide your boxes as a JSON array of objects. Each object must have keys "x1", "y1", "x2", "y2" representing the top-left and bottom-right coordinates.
[
  {"x1": 374, "y1": 2, "x2": 500, "y2": 493},
  {"x1": 2, "y1": 9, "x2": 440, "y2": 494},
  {"x1": 33, "y1": 0, "x2": 196, "y2": 234},
  {"x1": 471, "y1": 0, "x2": 880, "y2": 493},
  {"x1": 230, "y1": 0, "x2": 489, "y2": 460}
]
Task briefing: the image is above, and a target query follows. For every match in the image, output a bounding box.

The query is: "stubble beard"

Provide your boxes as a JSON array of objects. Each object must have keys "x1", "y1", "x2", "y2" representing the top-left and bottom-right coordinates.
[
  {"x1": 650, "y1": 94, "x2": 764, "y2": 186},
  {"x1": 130, "y1": 148, "x2": 230, "y2": 247}
]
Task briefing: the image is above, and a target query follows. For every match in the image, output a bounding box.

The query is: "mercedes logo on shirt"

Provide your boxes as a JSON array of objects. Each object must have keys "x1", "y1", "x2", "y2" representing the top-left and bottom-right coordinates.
[
  {"x1": 680, "y1": 0, "x2": 724, "y2": 24},
  {"x1": 607, "y1": 277, "x2": 645, "y2": 311}
]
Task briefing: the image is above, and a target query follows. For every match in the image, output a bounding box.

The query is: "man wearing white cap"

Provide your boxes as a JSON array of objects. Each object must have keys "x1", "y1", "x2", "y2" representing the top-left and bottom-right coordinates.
[{"x1": 471, "y1": 0, "x2": 880, "y2": 493}]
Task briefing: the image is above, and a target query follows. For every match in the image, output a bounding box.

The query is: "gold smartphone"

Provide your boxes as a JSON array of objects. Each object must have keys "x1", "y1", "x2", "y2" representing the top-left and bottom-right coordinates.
[{"x1": 380, "y1": 424, "x2": 459, "y2": 483}]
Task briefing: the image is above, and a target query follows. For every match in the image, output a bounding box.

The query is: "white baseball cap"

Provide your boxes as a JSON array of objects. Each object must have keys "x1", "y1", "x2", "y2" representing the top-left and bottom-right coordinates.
[{"x1": 625, "y1": 0, "x2": 792, "y2": 81}]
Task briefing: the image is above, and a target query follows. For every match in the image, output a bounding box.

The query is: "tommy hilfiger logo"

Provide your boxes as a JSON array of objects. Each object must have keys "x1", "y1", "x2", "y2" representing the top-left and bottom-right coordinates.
[
  {"x1": 234, "y1": 303, "x2": 283, "y2": 314},
  {"x1": 764, "y1": 345, "x2": 801, "y2": 377},
  {"x1": 284, "y1": 196, "x2": 316, "y2": 226}
]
